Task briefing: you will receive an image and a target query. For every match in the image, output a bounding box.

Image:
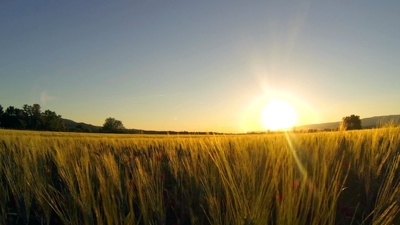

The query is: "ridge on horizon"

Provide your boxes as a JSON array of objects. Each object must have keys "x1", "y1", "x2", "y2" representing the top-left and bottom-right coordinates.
[
  {"x1": 294, "y1": 114, "x2": 400, "y2": 131},
  {"x1": 63, "y1": 114, "x2": 400, "y2": 133}
]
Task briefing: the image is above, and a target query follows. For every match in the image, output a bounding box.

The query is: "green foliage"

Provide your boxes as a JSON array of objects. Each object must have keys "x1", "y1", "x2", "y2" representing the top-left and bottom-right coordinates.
[
  {"x1": 101, "y1": 117, "x2": 125, "y2": 133},
  {"x1": 42, "y1": 110, "x2": 66, "y2": 131},
  {"x1": 0, "y1": 103, "x2": 66, "y2": 131},
  {"x1": 340, "y1": 114, "x2": 362, "y2": 131}
]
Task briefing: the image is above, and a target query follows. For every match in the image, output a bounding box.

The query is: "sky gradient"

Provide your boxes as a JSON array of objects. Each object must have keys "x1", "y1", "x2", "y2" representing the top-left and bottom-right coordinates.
[{"x1": 1, "y1": 1, "x2": 399, "y2": 132}]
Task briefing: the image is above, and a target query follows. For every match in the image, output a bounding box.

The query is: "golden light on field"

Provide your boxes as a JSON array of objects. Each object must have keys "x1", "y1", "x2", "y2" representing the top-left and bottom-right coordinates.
[{"x1": 261, "y1": 99, "x2": 297, "y2": 131}]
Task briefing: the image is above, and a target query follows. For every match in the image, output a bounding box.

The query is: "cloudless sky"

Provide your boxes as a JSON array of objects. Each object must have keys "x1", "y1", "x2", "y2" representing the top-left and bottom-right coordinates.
[{"x1": 1, "y1": 1, "x2": 399, "y2": 132}]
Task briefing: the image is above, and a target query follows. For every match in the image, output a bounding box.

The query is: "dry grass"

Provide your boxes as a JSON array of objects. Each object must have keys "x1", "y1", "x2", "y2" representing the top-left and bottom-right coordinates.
[{"x1": 1, "y1": 128, "x2": 399, "y2": 225}]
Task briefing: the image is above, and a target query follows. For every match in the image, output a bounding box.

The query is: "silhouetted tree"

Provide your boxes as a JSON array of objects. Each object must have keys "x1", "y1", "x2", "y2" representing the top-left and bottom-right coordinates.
[
  {"x1": 0, "y1": 104, "x2": 3, "y2": 126},
  {"x1": 22, "y1": 104, "x2": 33, "y2": 126},
  {"x1": 102, "y1": 117, "x2": 125, "y2": 133},
  {"x1": 340, "y1": 115, "x2": 362, "y2": 130},
  {"x1": 32, "y1": 103, "x2": 42, "y2": 129},
  {"x1": 41, "y1": 110, "x2": 66, "y2": 131},
  {"x1": 0, "y1": 103, "x2": 66, "y2": 131},
  {"x1": 21, "y1": 104, "x2": 43, "y2": 129},
  {"x1": 3, "y1": 106, "x2": 16, "y2": 128},
  {"x1": 1, "y1": 106, "x2": 25, "y2": 129}
]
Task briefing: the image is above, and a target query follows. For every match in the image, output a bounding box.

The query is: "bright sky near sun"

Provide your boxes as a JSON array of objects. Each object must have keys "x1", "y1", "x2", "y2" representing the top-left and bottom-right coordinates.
[{"x1": 1, "y1": 1, "x2": 399, "y2": 132}]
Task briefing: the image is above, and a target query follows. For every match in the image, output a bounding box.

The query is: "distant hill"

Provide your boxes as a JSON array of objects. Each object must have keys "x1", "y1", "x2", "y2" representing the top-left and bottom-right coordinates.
[
  {"x1": 361, "y1": 115, "x2": 400, "y2": 128},
  {"x1": 62, "y1": 119, "x2": 101, "y2": 132},
  {"x1": 295, "y1": 115, "x2": 400, "y2": 131},
  {"x1": 62, "y1": 114, "x2": 400, "y2": 134},
  {"x1": 61, "y1": 119, "x2": 216, "y2": 134}
]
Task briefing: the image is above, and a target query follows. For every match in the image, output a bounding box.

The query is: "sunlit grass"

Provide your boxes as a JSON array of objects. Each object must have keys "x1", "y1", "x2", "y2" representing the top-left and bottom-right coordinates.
[{"x1": 1, "y1": 128, "x2": 400, "y2": 224}]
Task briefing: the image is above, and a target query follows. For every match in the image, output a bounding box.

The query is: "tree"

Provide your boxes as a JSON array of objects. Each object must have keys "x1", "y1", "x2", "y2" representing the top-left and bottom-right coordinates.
[
  {"x1": 2, "y1": 106, "x2": 25, "y2": 129},
  {"x1": 0, "y1": 103, "x2": 66, "y2": 131},
  {"x1": 0, "y1": 104, "x2": 3, "y2": 126},
  {"x1": 32, "y1": 103, "x2": 42, "y2": 129},
  {"x1": 22, "y1": 103, "x2": 42, "y2": 129},
  {"x1": 41, "y1": 110, "x2": 66, "y2": 131},
  {"x1": 340, "y1": 115, "x2": 362, "y2": 131},
  {"x1": 102, "y1": 117, "x2": 125, "y2": 133},
  {"x1": 2, "y1": 106, "x2": 17, "y2": 128},
  {"x1": 22, "y1": 104, "x2": 33, "y2": 128}
]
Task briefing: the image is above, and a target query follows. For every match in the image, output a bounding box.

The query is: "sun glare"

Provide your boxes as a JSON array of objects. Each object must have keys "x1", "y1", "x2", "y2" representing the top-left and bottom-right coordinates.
[{"x1": 261, "y1": 99, "x2": 298, "y2": 131}]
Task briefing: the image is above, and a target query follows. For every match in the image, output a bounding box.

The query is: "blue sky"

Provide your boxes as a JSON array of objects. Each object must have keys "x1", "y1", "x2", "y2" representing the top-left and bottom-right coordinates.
[{"x1": 1, "y1": 1, "x2": 399, "y2": 132}]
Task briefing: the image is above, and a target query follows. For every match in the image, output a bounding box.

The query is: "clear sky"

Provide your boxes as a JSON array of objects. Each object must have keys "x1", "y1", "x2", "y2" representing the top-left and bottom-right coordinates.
[{"x1": 1, "y1": 1, "x2": 399, "y2": 132}]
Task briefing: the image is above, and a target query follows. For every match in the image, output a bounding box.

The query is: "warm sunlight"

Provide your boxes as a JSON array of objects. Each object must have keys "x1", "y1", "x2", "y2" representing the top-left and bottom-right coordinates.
[{"x1": 261, "y1": 99, "x2": 298, "y2": 131}]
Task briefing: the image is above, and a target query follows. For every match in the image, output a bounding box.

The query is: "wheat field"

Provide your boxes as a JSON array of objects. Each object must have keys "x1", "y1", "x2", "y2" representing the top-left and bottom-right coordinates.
[{"x1": 1, "y1": 128, "x2": 400, "y2": 225}]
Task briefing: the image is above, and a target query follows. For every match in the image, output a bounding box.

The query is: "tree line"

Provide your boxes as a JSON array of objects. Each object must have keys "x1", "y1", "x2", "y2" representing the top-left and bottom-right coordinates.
[
  {"x1": 0, "y1": 103, "x2": 364, "y2": 134},
  {"x1": 0, "y1": 104, "x2": 129, "y2": 133},
  {"x1": 0, "y1": 103, "x2": 66, "y2": 131}
]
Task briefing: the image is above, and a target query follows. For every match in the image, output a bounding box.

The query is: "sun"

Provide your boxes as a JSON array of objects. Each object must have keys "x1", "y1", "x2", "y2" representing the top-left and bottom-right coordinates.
[{"x1": 261, "y1": 99, "x2": 298, "y2": 131}]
